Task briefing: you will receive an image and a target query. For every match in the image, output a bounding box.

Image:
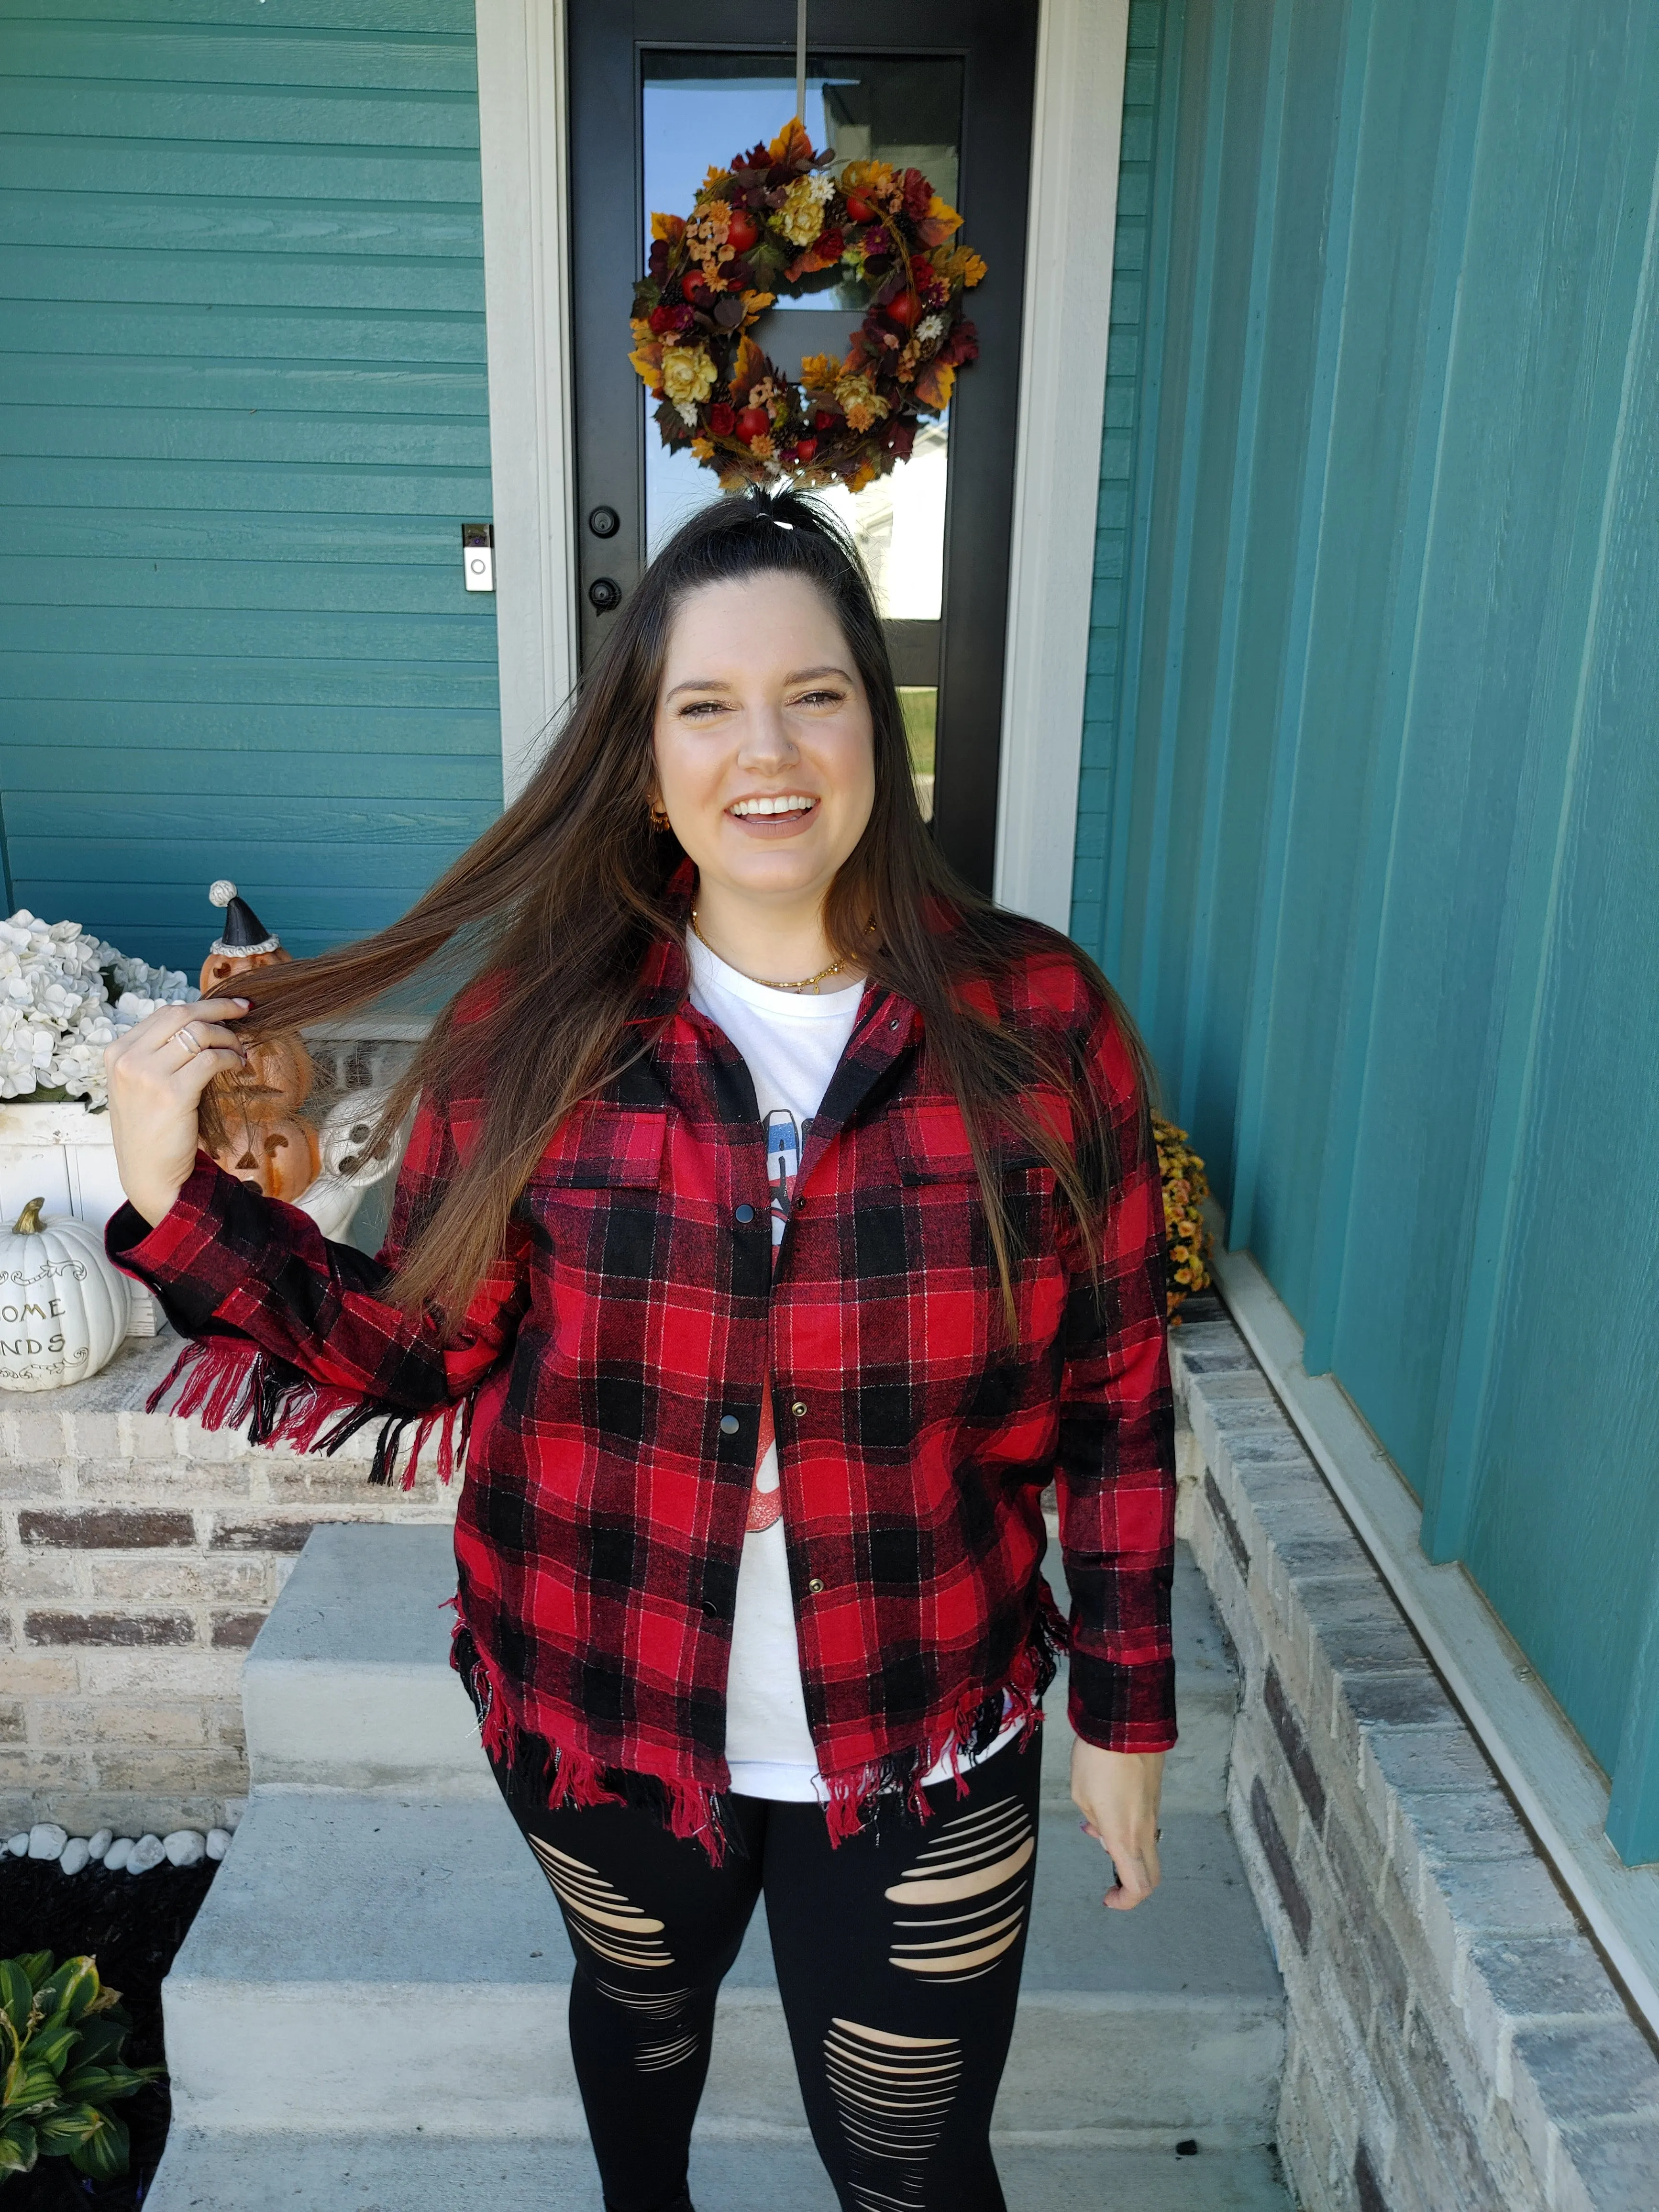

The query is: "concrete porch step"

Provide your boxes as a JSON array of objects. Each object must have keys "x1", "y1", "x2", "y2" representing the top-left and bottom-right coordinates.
[
  {"x1": 158, "y1": 1786, "x2": 1285, "y2": 2145},
  {"x1": 243, "y1": 1524, "x2": 1240, "y2": 1815},
  {"x1": 148, "y1": 2128, "x2": 1294, "y2": 2211}
]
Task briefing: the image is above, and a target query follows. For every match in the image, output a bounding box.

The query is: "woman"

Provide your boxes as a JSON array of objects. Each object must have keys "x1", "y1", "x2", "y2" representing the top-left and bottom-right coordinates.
[{"x1": 105, "y1": 491, "x2": 1175, "y2": 2212}]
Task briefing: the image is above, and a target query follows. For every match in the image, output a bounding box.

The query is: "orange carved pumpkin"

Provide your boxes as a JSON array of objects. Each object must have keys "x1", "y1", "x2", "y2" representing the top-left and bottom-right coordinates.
[{"x1": 212, "y1": 1116, "x2": 321, "y2": 1204}]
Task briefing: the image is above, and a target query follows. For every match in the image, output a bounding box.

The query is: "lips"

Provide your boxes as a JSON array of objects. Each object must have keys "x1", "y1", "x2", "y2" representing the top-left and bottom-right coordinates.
[{"x1": 727, "y1": 795, "x2": 818, "y2": 819}]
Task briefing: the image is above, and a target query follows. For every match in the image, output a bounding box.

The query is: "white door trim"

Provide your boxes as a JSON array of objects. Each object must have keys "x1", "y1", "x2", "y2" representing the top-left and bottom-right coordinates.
[
  {"x1": 476, "y1": 0, "x2": 1130, "y2": 885},
  {"x1": 993, "y1": 0, "x2": 1129, "y2": 929},
  {"x1": 476, "y1": 0, "x2": 579, "y2": 802}
]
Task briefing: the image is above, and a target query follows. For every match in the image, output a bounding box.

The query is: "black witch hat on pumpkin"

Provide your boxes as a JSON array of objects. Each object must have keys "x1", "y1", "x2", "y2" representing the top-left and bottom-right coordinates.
[{"x1": 207, "y1": 879, "x2": 281, "y2": 959}]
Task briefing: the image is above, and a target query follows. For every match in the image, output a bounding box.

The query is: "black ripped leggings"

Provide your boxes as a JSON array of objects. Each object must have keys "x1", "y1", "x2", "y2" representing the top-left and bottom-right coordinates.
[{"x1": 492, "y1": 1729, "x2": 1043, "y2": 2212}]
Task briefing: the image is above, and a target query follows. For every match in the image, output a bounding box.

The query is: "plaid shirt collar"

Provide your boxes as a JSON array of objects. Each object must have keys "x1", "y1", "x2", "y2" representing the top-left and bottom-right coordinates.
[{"x1": 635, "y1": 859, "x2": 924, "y2": 1199}]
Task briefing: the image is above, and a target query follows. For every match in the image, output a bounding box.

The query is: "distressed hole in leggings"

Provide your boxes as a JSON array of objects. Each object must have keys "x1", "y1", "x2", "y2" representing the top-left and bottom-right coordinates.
[
  {"x1": 882, "y1": 1795, "x2": 1034, "y2": 1982},
  {"x1": 593, "y1": 1977, "x2": 699, "y2": 2073},
  {"x1": 525, "y1": 1834, "x2": 676, "y2": 1971},
  {"x1": 823, "y1": 2017, "x2": 963, "y2": 2211}
]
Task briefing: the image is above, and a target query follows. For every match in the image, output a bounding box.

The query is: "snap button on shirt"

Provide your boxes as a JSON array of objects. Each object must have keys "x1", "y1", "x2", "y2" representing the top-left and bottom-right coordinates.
[
  {"x1": 734, "y1": 1203, "x2": 755, "y2": 1223},
  {"x1": 807, "y1": 1578, "x2": 825, "y2": 1595},
  {"x1": 790, "y1": 1401, "x2": 808, "y2": 1418},
  {"x1": 719, "y1": 1414, "x2": 741, "y2": 1436}
]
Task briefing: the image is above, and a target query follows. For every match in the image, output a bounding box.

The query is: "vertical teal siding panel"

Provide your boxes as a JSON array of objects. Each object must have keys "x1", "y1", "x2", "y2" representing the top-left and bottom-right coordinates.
[
  {"x1": 1073, "y1": 0, "x2": 1172, "y2": 976},
  {"x1": 0, "y1": 2, "x2": 499, "y2": 969},
  {"x1": 1083, "y1": 0, "x2": 1659, "y2": 1856}
]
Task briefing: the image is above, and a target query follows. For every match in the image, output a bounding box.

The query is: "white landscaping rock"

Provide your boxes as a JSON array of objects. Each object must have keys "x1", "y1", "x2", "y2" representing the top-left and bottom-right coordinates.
[
  {"x1": 103, "y1": 1836, "x2": 134, "y2": 1871},
  {"x1": 205, "y1": 1828, "x2": 231, "y2": 1862},
  {"x1": 88, "y1": 1828, "x2": 113, "y2": 1861},
  {"x1": 28, "y1": 1823, "x2": 68, "y2": 1861},
  {"x1": 58, "y1": 1836, "x2": 90, "y2": 1875},
  {"x1": 5, "y1": 1833, "x2": 27, "y2": 1857},
  {"x1": 127, "y1": 1833, "x2": 166, "y2": 1875},
  {"x1": 164, "y1": 1830, "x2": 206, "y2": 1868}
]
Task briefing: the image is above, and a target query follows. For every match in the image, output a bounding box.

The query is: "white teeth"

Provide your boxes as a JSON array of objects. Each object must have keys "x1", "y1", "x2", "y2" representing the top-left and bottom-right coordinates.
[{"x1": 731, "y1": 796, "x2": 813, "y2": 817}]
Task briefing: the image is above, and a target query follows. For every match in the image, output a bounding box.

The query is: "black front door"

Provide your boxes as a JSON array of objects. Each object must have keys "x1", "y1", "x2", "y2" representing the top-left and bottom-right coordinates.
[{"x1": 567, "y1": 1, "x2": 1038, "y2": 893}]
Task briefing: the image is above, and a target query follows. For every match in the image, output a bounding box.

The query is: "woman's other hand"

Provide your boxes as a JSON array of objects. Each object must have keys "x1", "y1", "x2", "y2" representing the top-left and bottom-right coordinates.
[
  {"x1": 105, "y1": 998, "x2": 250, "y2": 1228},
  {"x1": 1071, "y1": 1740, "x2": 1164, "y2": 1910}
]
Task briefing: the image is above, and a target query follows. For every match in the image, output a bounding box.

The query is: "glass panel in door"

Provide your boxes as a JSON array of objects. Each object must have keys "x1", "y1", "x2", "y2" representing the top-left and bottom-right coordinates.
[{"x1": 640, "y1": 51, "x2": 962, "y2": 817}]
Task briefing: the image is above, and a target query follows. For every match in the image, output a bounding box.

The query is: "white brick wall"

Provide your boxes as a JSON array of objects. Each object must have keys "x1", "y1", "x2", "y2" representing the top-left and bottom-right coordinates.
[
  {"x1": 1174, "y1": 1303, "x2": 1659, "y2": 2211},
  {"x1": 0, "y1": 1327, "x2": 454, "y2": 1837}
]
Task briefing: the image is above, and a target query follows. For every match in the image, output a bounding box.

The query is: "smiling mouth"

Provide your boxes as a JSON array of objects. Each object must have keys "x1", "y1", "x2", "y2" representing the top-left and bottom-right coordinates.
[{"x1": 728, "y1": 795, "x2": 818, "y2": 819}]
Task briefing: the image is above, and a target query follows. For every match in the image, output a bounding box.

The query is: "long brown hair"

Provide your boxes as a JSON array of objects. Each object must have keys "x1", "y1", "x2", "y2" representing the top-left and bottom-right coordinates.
[{"x1": 215, "y1": 490, "x2": 1156, "y2": 1327}]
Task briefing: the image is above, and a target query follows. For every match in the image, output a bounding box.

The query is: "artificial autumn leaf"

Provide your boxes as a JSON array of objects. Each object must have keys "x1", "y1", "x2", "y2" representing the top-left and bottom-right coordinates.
[
  {"x1": 914, "y1": 359, "x2": 956, "y2": 410},
  {"x1": 628, "y1": 342, "x2": 664, "y2": 392},
  {"x1": 799, "y1": 353, "x2": 841, "y2": 392},
  {"x1": 650, "y1": 210, "x2": 687, "y2": 245},
  {"x1": 917, "y1": 194, "x2": 964, "y2": 248},
  {"x1": 933, "y1": 244, "x2": 987, "y2": 290},
  {"x1": 765, "y1": 117, "x2": 815, "y2": 169},
  {"x1": 727, "y1": 332, "x2": 765, "y2": 399}
]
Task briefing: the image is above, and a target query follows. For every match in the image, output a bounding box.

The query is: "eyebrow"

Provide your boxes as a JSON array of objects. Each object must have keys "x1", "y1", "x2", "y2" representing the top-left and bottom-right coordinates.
[{"x1": 664, "y1": 664, "x2": 855, "y2": 700}]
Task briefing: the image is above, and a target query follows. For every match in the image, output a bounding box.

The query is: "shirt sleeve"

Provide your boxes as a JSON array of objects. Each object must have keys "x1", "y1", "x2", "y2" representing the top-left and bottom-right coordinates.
[
  {"x1": 1053, "y1": 997, "x2": 1178, "y2": 1754},
  {"x1": 106, "y1": 1093, "x2": 530, "y2": 1420}
]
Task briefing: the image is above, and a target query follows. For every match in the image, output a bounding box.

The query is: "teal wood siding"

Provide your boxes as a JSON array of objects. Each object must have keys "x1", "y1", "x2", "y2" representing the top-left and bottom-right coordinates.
[
  {"x1": 0, "y1": 0, "x2": 500, "y2": 969},
  {"x1": 1079, "y1": 0, "x2": 1659, "y2": 1861},
  {"x1": 1068, "y1": 0, "x2": 1166, "y2": 956}
]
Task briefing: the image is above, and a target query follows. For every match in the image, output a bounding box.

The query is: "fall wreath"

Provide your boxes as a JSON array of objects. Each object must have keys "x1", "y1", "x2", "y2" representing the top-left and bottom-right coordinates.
[{"x1": 630, "y1": 118, "x2": 986, "y2": 495}]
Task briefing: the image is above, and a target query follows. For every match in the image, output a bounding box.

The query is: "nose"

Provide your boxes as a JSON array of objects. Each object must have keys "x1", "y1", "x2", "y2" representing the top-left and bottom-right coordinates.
[{"x1": 736, "y1": 699, "x2": 800, "y2": 773}]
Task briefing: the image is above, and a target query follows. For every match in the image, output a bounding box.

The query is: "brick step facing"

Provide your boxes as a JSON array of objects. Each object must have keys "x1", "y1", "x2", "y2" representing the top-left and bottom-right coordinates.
[{"x1": 147, "y1": 1526, "x2": 1292, "y2": 2209}]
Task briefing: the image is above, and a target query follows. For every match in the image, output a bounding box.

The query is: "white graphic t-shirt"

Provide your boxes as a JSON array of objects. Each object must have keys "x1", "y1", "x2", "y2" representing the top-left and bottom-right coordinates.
[{"x1": 686, "y1": 929, "x2": 1021, "y2": 1800}]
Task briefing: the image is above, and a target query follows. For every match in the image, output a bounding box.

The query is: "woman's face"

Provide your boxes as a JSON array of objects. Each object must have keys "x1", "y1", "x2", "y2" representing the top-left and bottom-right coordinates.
[{"x1": 652, "y1": 572, "x2": 877, "y2": 910}]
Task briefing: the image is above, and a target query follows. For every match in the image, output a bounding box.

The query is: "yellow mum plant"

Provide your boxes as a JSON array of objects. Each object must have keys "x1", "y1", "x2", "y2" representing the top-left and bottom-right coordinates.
[{"x1": 1152, "y1": 1113, "x2": 1214, "y2": 1323}]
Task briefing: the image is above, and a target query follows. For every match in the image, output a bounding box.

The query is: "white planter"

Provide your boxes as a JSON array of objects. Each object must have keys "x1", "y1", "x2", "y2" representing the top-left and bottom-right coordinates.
[{"x1": 0, "y1": 1100, "x2": 156, "y2": 1337}]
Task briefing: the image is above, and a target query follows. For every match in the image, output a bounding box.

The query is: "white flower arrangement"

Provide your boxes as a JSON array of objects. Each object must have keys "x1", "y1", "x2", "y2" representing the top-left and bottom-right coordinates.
[{"x1": 0, "y1": 912, "x2": 197, "y2": 1110}]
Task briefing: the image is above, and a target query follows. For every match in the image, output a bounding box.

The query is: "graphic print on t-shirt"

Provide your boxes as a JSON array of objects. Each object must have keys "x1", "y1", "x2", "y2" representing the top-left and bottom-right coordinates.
[{"x1": 764, "y1": 1109, "x2": 802, "y2": 1236}]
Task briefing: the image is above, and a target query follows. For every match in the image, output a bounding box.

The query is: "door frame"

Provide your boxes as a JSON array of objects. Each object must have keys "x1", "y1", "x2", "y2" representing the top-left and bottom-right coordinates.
[{"x1": 476, "y1": 0, "x2": 1128, "y2": 930}]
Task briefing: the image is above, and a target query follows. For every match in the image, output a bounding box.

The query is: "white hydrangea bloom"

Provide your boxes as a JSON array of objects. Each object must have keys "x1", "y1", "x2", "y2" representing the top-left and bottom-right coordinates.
[{"x1": 0, "y1": 911, "x2": 198, "y2": 1108}]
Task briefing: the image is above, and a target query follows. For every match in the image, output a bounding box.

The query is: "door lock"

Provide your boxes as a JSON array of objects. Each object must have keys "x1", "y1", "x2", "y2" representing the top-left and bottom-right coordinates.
[
  {"x1": 588, "y1": 576, "x2": 622, "y2": 612},
  {"x1": 588, "y1": 506, "x2": 620, "y2": 538}
]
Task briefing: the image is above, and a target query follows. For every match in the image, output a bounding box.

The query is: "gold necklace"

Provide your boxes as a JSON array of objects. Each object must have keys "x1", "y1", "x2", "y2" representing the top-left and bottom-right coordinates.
[{"x1": 690, "y1": 907, "x2": 846, "y2": 995}]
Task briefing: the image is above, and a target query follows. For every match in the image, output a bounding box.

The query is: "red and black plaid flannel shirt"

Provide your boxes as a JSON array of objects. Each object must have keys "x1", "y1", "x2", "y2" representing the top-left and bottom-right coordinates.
[{"x1": 111, "y1": 899, "x2": 1175, "y2": 1843}]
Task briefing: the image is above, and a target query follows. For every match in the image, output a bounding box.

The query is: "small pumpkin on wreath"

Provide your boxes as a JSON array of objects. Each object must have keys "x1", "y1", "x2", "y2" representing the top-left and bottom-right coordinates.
[{"x1": 630, "y1": 117, "x2": 986, "y2": 494}]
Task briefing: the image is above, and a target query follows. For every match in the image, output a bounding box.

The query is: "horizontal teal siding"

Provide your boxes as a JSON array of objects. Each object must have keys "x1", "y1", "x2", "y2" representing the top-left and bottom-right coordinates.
[
  {"x1": 0, "y1": 0, "x2": 499, "y2": 968},
  {"x1": 1082, "y1": 0, "x2": 1659, "y2": 1859}
]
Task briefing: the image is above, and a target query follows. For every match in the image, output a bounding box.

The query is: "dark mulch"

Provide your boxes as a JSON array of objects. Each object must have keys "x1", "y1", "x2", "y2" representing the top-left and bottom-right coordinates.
[{"x1": 0, "y1": 1851, "x2": 217, "y2": 2209}]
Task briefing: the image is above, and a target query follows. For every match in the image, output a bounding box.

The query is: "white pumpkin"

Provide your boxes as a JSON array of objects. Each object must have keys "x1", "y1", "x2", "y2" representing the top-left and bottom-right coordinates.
[{"x1": 0, "y1": 1197, "x2": 128, "y2": 1391}]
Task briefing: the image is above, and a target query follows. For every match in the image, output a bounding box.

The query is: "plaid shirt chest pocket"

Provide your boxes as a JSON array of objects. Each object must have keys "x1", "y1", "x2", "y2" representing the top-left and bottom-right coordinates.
[
  {"x1": 869, "y1": 1101, "x2": 1062, "y2": 1293},
  {"x1": 528, "y1": 1105, "x2": 668, "y2": 1233}
]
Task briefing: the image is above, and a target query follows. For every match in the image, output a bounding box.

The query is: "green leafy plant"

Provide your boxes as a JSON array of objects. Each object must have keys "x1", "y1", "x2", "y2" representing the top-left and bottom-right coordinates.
[{"x1": 0, "y1": 1950, "x2": 161, "y2": 2184}]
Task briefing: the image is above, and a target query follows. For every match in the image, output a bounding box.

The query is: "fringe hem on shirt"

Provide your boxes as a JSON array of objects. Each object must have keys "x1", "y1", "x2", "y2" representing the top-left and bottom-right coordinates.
[
  {"x1": 450, "y1": 1616, "x2": 730, "y2": 1860},
  {"x1": 451, "y1": 1602, "x2": 1063, "y2": 1865},
  {"x1": 148, "y1": 1334, "x2": 468, "y2": 1491}
]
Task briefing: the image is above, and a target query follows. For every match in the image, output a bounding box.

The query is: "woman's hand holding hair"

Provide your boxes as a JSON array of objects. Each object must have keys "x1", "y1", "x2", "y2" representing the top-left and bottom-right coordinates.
[
  {"x1": 104, "y1": 998, "x2": 251, "y2": 1228},
  {"x1": 1071, "y1": 1739, "x2": 1164, "y2": 1910}
]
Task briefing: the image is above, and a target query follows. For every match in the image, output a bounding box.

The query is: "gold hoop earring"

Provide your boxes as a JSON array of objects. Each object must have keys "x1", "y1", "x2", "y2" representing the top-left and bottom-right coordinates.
[{"x1": 648, "y1": 802, "x2": 672, "y2": 833}]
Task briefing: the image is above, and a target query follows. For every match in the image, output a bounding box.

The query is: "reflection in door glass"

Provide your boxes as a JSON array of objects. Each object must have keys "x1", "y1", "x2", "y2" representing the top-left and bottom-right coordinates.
[
  {"x1": 898, "y1": 688, "x2": 937, "y2": 822},
  {"x1": 641, "y1": 50, "x2": 961, "y2": 629}
]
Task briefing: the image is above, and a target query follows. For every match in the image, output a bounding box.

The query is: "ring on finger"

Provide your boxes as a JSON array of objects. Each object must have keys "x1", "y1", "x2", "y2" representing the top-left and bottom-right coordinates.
[{"x1": 176, "y1": 1024, "x2": 202, "y2": 1059}]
